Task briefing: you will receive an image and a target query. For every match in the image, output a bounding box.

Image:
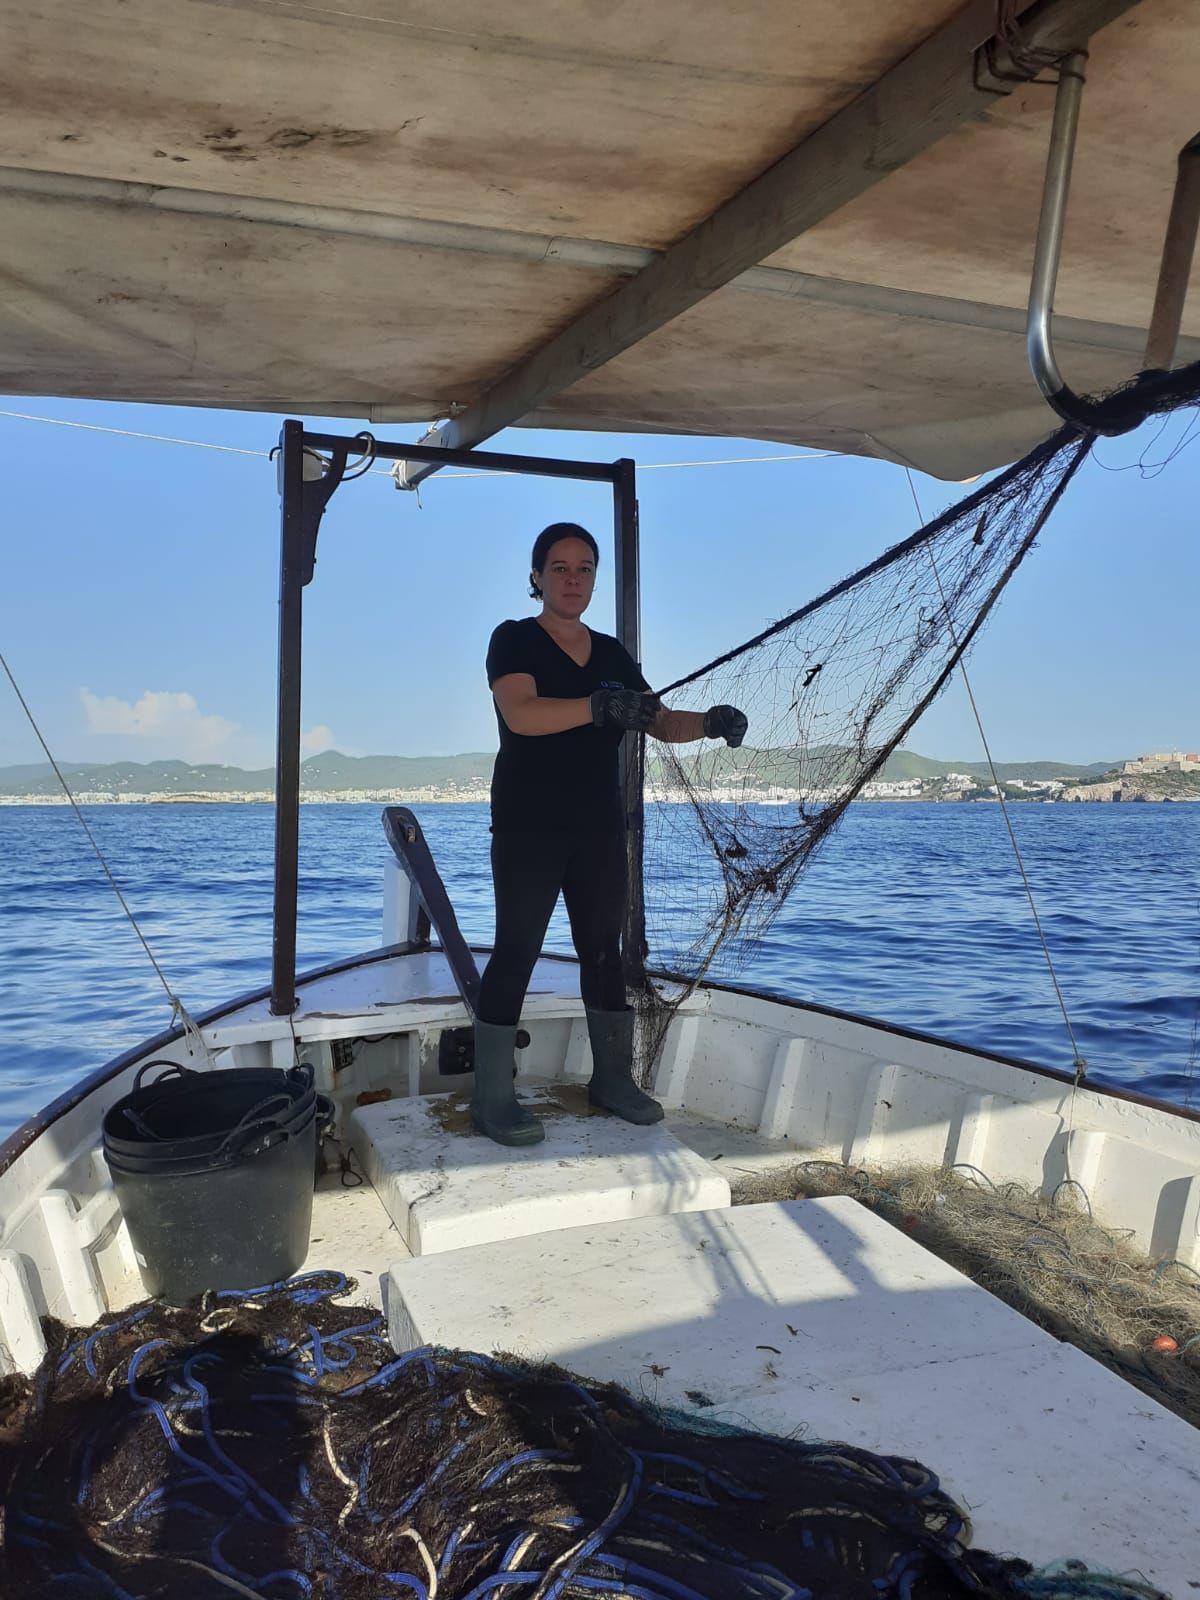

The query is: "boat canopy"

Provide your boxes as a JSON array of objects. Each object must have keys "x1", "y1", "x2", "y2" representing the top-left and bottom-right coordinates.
[{"x1": 1, "y1": 0, "x2": 1197, "y2": 477}]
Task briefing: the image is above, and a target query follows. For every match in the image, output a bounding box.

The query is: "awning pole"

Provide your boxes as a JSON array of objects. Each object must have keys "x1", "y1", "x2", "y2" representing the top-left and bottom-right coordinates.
[
  {"x1": 1144, "y1": 135, "x2": 1200, "y2": 372},
  {"x1": 613, "y1": 457, "x2": 647, "y2": 992},
  {"x1": 271, "y1": 420, "x2": 306, "y2": 1017}
]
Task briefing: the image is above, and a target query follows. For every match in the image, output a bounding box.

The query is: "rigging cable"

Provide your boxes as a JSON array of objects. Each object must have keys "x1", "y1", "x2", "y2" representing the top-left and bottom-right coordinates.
[
  {"x1": 0, "y1": 408, "x2": 829, "y2": 476},
  {"x1": 0, "y1": 647, "x2": 214, "y2": 1064},
  {"x1": 902, "y1": 468, "x2": 1088, "y2": 1091}
]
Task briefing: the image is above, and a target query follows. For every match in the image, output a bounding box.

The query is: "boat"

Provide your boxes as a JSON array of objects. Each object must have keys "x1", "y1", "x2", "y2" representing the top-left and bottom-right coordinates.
[{"x1": 1, "y1": 1, "x2": 1198, "y2": 1594}]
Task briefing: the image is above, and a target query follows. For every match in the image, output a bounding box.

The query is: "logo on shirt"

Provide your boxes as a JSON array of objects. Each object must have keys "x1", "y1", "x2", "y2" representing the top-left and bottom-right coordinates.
[{"x1": 599, "y1": 680, "x2": 625, "y2": 689}]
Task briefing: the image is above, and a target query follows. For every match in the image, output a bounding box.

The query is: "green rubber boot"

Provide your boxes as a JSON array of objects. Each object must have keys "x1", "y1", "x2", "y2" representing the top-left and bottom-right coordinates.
[
  {"x1": 586, "y1": 1007, "x2": 664, "y2": 1124},
  {"x1": 470, "y1": 1019, "x2": 545, "y2": 1147}
]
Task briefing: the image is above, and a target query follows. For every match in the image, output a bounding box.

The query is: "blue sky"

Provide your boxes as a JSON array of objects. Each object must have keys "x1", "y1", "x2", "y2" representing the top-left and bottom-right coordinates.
[{"x1": 0, "y1": 396, "x2": 1197, "y2": 770}]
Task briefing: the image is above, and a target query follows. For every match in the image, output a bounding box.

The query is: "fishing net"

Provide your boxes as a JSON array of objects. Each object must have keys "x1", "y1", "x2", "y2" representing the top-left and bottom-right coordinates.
[
  {"x1": 629, "y1": 364, "x2": 1200, "y2": 1065},
  {"x1": 0, "y1": 1272, "x2": 1168, "y2": 1600}
]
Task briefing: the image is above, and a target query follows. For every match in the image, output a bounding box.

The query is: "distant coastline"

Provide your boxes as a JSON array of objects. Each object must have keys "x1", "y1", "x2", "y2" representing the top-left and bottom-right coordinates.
[
  {"x1": 2, "y1": 748, "x2": 1197, "y2": 806},
  {"x1": 5, "y1": 784, "x2": 1199, "y2": 808}
]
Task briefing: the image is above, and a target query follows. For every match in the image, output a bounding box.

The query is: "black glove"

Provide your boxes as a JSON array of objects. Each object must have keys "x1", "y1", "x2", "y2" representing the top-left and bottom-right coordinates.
[
  {"x1": 703, "y1": 704, "x2": 748, "y2": 748},
  {"x1": 591, "y1": 688, "x2": 660, "y2": 733}
]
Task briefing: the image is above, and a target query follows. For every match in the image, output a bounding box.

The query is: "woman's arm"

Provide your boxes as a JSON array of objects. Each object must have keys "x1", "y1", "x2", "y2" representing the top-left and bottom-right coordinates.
[
  {"x1": 649, "y1": 702, "x2": 749, "y2": 747},
  {"x1": 492, "y1": 673, "x2": 594, "y2": 736},
  {"x1": 648, "y1": 706, "x2": 706, "y2": 744}
]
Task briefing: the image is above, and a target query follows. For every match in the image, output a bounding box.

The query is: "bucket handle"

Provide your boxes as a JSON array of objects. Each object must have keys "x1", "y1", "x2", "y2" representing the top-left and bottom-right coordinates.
[
  {"x1": 215, "y1": 1092, "x2": 306, "y2": 1161},
  {"x1": 132, "y1": 1059, "x2": 197, "y2": 1095}
]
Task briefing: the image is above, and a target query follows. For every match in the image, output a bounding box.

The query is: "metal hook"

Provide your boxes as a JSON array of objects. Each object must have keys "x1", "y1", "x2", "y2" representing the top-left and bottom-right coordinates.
[{"x1": 1027, "y1": 52, "x2": 1200, "y2": 434}]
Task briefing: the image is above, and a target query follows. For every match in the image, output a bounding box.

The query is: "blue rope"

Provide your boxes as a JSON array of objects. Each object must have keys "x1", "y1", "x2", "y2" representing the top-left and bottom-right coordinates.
[
  {"x1": 308, "y1": 1323, "x2": 326, "y2": 1378},
  {"x1": 182, "y1": 1352, "x2": 295, "y2": 1526},
  {"x1": 544, "y1": 1448, "x2": 644, "y2": 1600},
  {"x1": 259, "y1": 1571, "x2": 314, "y2": 1596},
  {"x1": 15, "y1": 1508, "x2": 65, "y2": 1531},
  {"x1": 480, "y1": 1447, "x2": 572, "y2": 1489},
  {"x1": 499, "y1": 1532, "x2": 533, "y2": 1571},
  {"x1": 639, "y1": 1510, "x2": 808, "y2": 1592},
  {"x1": 573, "y1": 1579, "x2": 684, "y2": 1600},
  {"x1": 381, "y1": 1575, "x2": 429, "y2": 1600},
  {"x1": 595, "y1": 1552, "x2": 777, "y2": 1600},
  {"x1": 57, "y1": 1304, "x2": 153, "y2": 1378},
  {"x1": 339, "y1": 1349, "x2": 435, "y2": 1397},
  {"x1": 648, "y1": 1484, "x2": 714, "y2": 1508},
  {"x1": 704, "y1": 1466, "x2": 766, "y2": 1502},
  {"x1": 460, "y1": 1572, "x2": 545, "y2": 1599},
  {"x1": 437, "y1": 1525, "x2": 466, "y2": 1577},
  {"x1": 125, "y1": 1340, "x2": 247, "y2": 1505},
  {"x1": 214, "y1": 1269, "x2": 348, "y2": 1302}
]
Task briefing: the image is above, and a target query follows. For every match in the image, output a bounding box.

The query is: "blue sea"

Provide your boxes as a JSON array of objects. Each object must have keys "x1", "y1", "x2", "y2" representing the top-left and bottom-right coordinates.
[{"x1": 0, "y1": 802, "x2": 1197, "y2": 1139}]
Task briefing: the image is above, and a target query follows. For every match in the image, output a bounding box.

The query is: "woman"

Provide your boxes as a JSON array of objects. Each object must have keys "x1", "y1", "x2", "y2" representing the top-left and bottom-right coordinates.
[{"x1": 473, "y1": 520, "x2": 748, "y2": 1146}]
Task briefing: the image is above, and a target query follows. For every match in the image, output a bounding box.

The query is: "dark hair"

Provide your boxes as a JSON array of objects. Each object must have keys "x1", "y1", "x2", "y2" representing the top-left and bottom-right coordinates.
[{"x1": 529, "y1": 522, "x2": 600, "y2": 600}]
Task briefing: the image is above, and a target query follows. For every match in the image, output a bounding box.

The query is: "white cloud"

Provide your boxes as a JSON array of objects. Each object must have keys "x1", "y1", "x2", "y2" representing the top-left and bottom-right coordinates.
[
  {"x1": 81, "y1": 689, "x2": 244, "y2": 762},
  {"x1": 79, "y1": 691, "x2": 340, "y2": 766},
  {"x1": 301, "y1": 725, "x2": 337, "y2": 755}
]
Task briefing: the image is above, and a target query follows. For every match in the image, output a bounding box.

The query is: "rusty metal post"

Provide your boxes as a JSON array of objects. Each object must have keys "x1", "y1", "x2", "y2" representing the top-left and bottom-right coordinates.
[
  {"x1": 1144, "y1": 135, "x2": 1200, "y2": 372},
  {"x1": 613, "y1": 457, "x2": 647, "y2": 989}
]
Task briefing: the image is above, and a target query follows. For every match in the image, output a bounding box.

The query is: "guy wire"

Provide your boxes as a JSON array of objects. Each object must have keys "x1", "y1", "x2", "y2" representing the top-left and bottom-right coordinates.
[
  {"x1": 0, "y1": 646, "x2": 213, "y2": 1061},
  {"x1": 901, "y1": 469, "x2": 1088, "y2": 1090}
]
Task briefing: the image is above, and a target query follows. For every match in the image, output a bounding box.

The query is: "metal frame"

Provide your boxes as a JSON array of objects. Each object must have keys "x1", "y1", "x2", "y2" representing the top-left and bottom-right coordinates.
[
  {"x1": 1028, "y1": 54, "x2": 1200, "y2": 431},
  {"x1": 271, "y1": 426, "x2": 643, "y2": 1016}
]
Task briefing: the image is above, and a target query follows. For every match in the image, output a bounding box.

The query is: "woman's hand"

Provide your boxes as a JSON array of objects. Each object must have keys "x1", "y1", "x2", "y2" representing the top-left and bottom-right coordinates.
[
  {"x1": 703, "y1": 704, "x2": 749, "y2": 747},
  {"x1": 591, "y1": 688, "x2": 660, "y2": 733}
]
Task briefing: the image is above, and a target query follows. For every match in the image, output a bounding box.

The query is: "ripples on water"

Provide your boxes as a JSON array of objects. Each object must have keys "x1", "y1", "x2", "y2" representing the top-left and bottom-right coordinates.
[{"x1": 0, "y1": 802, "x2": 1196, "y2": 1136}]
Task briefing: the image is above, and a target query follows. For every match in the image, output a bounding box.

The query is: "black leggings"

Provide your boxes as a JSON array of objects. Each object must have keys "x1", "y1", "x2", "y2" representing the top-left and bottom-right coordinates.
[{"x1": 476, "y1": 830, "x2": 628, "y2": 1026}]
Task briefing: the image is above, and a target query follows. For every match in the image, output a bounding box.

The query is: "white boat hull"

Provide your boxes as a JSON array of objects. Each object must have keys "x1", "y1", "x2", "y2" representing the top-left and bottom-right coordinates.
[{"x1": 2, "y1": 941, "x2": 1197, "y2": 1377}]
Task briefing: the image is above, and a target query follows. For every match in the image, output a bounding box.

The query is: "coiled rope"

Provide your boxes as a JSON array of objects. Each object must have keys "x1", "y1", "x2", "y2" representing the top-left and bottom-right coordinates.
[{"x1": 0, "y1": 1272, "x2": 1167, "y2": 1599}]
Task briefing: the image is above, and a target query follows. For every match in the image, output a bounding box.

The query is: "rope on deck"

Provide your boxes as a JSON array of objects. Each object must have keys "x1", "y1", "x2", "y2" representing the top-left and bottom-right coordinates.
[{"x1": 0, "y1": 1271, "x2": 1169, "y2": 1599}]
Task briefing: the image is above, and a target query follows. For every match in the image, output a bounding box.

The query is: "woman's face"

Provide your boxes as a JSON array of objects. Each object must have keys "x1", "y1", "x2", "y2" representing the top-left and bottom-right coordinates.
[{"x1": 535, "y1": 536, "x2": 597, "y2": 620}]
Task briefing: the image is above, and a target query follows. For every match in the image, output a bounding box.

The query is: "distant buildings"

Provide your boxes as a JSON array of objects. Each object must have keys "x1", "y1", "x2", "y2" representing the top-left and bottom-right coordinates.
[{"x1": 1121, "y1": 750, "x2": 1200, "y2": 774}]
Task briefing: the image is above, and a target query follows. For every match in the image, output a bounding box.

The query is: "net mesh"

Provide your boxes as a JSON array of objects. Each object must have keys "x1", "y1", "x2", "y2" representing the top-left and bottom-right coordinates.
[
  {"x1": 630, "y1": 365, "x2": 1200, "y2": 1067},
  {"x1": 0, "y1": 1273, "x2": 1169, "y2": 1599}
]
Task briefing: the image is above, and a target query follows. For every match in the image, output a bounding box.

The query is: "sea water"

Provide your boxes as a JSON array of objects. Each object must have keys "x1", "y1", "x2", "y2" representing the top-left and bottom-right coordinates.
[{"x1": 0, "y1": 801, "x2": 1196, "y2": 1138}]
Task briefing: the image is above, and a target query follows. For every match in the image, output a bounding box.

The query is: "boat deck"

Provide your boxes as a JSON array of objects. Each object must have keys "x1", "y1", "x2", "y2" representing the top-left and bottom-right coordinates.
[
  {"x1": 225, "y1": 1089, "x2": 1200, "y2": 1597},
  {"x1": 293, "y1": 1103, "x2": 808, "y2": 1318},
  {"x1": 7, "y1": 948, "x2": 1199, "y2": 1593},
  {"x1": 390, "y1": 1192, "x2": 1200, "y2": 1596}
]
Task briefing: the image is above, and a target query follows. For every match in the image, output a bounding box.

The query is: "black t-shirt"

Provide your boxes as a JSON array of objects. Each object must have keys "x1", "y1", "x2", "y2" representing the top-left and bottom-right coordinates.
[{"x1": 486, "y1": 617, "x2": 650, "y2": 832}]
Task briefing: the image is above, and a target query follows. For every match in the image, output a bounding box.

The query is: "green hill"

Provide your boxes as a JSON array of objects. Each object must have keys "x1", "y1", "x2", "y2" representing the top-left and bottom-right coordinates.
[
  {"x1": 0, "y1": 752, "x2": 495, "y2": 797},
  {"x1": 646, "y1": 746, "x2": 1117, "y2": 788},
  {"x1": 878, "y1": 751, "x2": 1114, "y2": 782},
  {"x1": 0, "y1": 759, "x2": 273, "y2": 796},
  {"x1": 0, "y1": 746, "x2": 1121, "y2": 798},
  {"x1": 299, "y1": 752, "x2": 495, "y2": 791}
]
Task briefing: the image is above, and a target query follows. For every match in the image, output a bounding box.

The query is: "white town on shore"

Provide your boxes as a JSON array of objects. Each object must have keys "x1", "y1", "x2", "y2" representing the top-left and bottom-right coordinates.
[{"x1": 3, "y1": 749, "x2": 1199, "y2": 806}]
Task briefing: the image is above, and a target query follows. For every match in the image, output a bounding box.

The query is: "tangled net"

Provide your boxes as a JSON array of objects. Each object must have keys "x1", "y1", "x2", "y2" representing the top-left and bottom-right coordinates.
[
  {"x1": 629, "y1": 363, "x2": 1200, "y2": 1063},
  {"x1": 0, "y1": 1272, "x2": 1168, "y2": 1600},
  {"x1": 733, "y1": 1162, "x2": 1200, "y2": 1431}
]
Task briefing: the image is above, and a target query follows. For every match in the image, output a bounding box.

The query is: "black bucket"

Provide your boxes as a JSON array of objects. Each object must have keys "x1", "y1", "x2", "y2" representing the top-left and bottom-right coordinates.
[{"x1": 103, "y1": 1060, "x2": 318, "y2": 1304}]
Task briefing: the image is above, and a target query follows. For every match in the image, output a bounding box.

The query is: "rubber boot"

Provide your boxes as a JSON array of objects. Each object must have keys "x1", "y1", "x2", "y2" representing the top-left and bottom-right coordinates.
[
  {"x1": 470, "y1": 1019, "x2": 545, "y2": 1147},
  {"x1": 586, "y1": 1007, "x2": 664, "y2": 1124}
]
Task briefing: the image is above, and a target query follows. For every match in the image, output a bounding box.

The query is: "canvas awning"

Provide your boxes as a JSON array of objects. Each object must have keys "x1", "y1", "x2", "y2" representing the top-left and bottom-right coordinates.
[{"x1": 0, "y1": 0, "x2": 1196, "y2": 477}]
